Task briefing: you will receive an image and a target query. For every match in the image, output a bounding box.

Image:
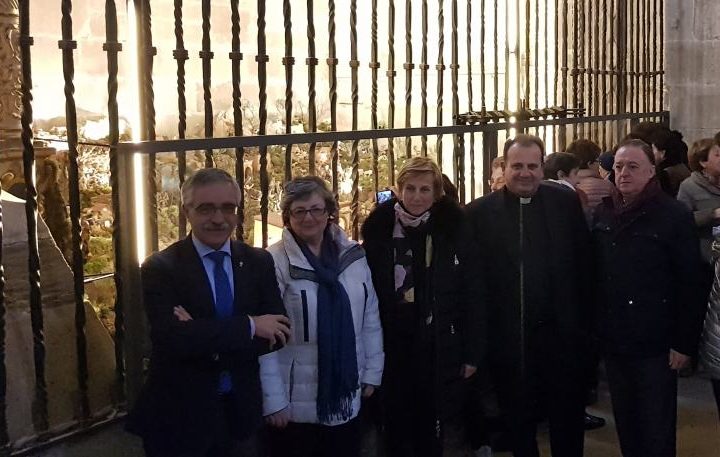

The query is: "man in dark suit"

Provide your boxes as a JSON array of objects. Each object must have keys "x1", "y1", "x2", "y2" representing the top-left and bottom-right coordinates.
[
  {"x1": 465, "y1": 135, "x2": 591, "y2": 457},
  {"x1": 127, "y1": 168, "x2": 291, "y2": 457}
]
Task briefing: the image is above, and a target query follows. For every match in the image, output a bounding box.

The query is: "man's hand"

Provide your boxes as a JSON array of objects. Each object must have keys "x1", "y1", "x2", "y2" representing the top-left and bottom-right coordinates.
[
  {"x1": 461, "y1": 364, "x2": 477, "y2": 379},
  {"x1": 253, "y1": 314, "x2": 292, "y2": 348},
  {"x1": 174, "y1": 306, "x2": 193, "y2": 322},
  {"x1": 265, "y1": 407, "x2": 290, "y2": 428},
  {"x1": 669, "y1": 349, "x2": 691, "y2": 370},
  {"x1": 361, "y1": 384, "x2": 376, "y2": 398}
]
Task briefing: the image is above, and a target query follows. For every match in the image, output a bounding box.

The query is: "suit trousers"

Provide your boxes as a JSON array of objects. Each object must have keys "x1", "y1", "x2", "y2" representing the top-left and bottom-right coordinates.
[
  {"x1": 142, "y1": 394, "x2": 259, "y2": 457},
  {"x1": 605, "y1": 353, "x2": 678, "y2": 457}
]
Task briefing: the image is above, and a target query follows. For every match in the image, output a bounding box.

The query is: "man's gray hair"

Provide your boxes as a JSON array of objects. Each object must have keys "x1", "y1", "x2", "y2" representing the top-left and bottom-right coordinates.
[
  {"x1": 280, "y1": 176, "x2": 338, "y2": 225},
  {"x1": 181, "y1": 168, "x2": 242, "y2": 207}
]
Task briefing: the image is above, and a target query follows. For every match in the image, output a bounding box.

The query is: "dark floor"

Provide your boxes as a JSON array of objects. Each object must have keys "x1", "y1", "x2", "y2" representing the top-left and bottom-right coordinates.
[{"x1": 30, "y1": 375, "x2": 719, "y2": 456}]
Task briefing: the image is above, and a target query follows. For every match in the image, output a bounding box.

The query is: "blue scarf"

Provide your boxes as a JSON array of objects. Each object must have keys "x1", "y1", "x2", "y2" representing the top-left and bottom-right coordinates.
[{"x1": 295, "y1": 228, "x2": 359, "y2": 422}]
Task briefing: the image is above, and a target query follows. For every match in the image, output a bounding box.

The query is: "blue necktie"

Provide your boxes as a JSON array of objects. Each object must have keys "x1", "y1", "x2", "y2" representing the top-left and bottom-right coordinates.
[{"x1": 207, "y1": 251, "x2": 233, "y2": 393}]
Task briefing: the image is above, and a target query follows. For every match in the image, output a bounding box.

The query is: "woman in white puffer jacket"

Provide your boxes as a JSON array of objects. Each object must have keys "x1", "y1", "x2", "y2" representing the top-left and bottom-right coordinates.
[
  {"x1": 700, "y1": 227, "x2": 720, "y2": 421},
  {"x1": 259, "y1": 176, "x2": 384, "y2": 457}
]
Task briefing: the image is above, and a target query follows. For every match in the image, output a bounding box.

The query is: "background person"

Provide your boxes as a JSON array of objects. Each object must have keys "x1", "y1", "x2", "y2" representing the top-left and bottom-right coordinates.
[
  {"x1": 260, "y1": 176, "x2": 384, "y2": 457},
  {"x1": 362, "y1": 157, "x2": 484, "y2": 457},
  {"x1": 700, "y1": 227, "x2": 720, "y2": 422},
  {"x1": 566, "y1": 139, "x2": 615, "y2": 212},
  {"x1": 677, "y1": 138, "x2": 720, "y2": 266}
]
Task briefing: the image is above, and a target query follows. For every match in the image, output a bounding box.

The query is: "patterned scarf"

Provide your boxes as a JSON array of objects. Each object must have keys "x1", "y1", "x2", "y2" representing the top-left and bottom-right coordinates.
[{"x1": 393, "y1": 202, "x2": 432, "y2": 302}]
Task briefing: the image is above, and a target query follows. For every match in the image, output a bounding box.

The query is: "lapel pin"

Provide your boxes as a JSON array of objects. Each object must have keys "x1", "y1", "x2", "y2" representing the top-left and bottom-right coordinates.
[{"x1": 237, "y1": 261, "x2": 244, "y2": 268}]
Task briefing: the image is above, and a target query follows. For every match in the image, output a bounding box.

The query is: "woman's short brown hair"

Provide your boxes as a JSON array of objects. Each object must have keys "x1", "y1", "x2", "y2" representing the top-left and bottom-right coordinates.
[
  {"x1": 566, "y1": 139, "x2": 601, "y2": 169},
  {"x1": 396, "y1": 157, "x2": 445, "y2": 200},
  {"x1": 688, "y1": 138, "x2": 717, "y2": 173},
  {"x1": 280, "y1": 176, "x2": 338, "y2": 225}
]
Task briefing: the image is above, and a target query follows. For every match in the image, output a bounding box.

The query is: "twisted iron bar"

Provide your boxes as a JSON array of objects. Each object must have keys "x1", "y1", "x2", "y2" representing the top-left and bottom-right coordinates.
[
  {"x1": 559, "y1": 0, "x2": 569, "y2": 146},
  {"x1": 627, "y1": 0, "x2": 634, "y2": 115},
  {"x1": 524, "y1": 0, "x2": 531, "y2": 113},
  {"x1": 404, "y1": 0, "x2": 413, "y2": 157},
  {"x1": 201, "y1": 0, "x2": 214, "y2": 168},
  {"x1": 328, "y1": 0, "x2": 339, "y2": 195},
  {"x1": 282, "y1": 0, "x2": 294, "y2": 182},
  {"x1": 601, "y1": 0, "x2": 609, "y2": 149},
  {"x1": 257, "y1": 0, "x2": 269, "y2": 247},
  {"x1": 59, "y1": 0, "x2": 90, "y2": 421},
  {"x1": 436, "y1": 0, "x2": 445, "y2": 168},
  {"x1": 659, "y1": 0, "x2": 664, "y2": 111},
  {"x1": 350, "y1": 0, "x2": 360, "y2": 239},
  {"x1": 230, "y1": 0, "x2": 245, "y2": 240},
  {"x1": 533, "y1": 0, "x2": 539, "y2": 136},
  {"x1": 588, "y1": 0, "x2": 594, "y2": 123},
  {"x1": 571, "y1": 0, "x2": 580, "y2": 139},
  {"x1": 493, "y1": 0, "x2": 499, "y2": 111},
  {"x1": 643, "y1": 0, "x2": 650, "y2": 114},
  {"x1": 140, "y1": 0, "x2": 159, "y2": 253},
  {"x1": 306, "y1": 0, "x2": 318, "y2": 175},
  {"x1": 419, "y1": 0, "x2": 428, "y2": 157},
  {"x1": 387, "y1": 0, "x2": 396, "y2": 184},
  {"x1": 480, "y1": 0, "x2": 486, "y2": 113},
  {"x1": 467, "y1": 0, "x2": 475, "y2": 199},
  {"x1": 651, "y1": 0, "x2": 657, "y2": 113},
  {"x1": 173, "y1": 0, "x2": 188, "y2": 238},
  {"x1": 451, "y1": 0, "x2": 461, "y2": 194},
  {"x1": 578, "y1": 0, "x2": 586, "y2": 138},
  {"x1": 19, "y1": 0, "x2": 49, "y2": 433},
  {"x1": 103, "y1": 0, "x2": 125, "y2": 405},
  {"x1": 636, "y1": 0, "x2": 642, "y2": 114},
  {"x1": 370, "y1": 0, "x2": 380, "y2": 192},
  {"x1": 504, "y1": 2, "x2": 510, "y2": 110}
]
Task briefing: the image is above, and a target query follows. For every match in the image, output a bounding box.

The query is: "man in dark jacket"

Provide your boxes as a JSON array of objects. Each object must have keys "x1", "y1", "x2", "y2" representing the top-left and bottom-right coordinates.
[
  {"x1": 592, "y1": 139, "x2": 706, "y2": 457},
  {"x1": 465, "y1": 134, "x2": 591, "y2": 457},
  {"x1": 126, "y1": 168, "x2": 291, "y2": 457}
]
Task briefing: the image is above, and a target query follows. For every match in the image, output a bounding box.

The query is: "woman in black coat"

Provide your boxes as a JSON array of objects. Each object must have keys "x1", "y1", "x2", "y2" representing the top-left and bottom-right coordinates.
[{"x1": 361, "y1": 157, "x2": 484, "y2": 457}]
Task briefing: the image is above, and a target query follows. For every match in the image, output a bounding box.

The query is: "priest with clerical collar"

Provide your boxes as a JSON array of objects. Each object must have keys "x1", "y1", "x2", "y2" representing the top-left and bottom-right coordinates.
[{"x1": 465, "y1": 134, "x2": 592, "y2": 457}]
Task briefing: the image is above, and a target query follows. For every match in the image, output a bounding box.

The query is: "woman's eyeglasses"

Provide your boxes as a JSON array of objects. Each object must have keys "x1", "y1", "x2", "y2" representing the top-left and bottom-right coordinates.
[{"x1": 290, "y1": 207, "x2": 327, "y2": 219}]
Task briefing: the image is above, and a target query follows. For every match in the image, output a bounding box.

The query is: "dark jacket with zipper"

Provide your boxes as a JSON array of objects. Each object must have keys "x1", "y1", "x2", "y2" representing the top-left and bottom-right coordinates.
[
  {"x1": 464, "y1": 183, "x2": 593, "y2": 375},
  {"x1": 361, "y1": 196, "x2": 485, "y2": 420},
  {"x1": 592, "y1": 188, "x2": 707, "y2": 357}
]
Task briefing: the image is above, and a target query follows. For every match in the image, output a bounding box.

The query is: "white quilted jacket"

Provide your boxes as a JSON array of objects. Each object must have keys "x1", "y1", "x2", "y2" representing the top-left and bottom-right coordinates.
[{"x1": 259, "y1": 225, "x2": 385, "y2": 425}]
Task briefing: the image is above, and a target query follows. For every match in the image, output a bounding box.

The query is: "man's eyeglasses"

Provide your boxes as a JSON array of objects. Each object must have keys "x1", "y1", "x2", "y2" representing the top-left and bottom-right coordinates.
[
  {"x1": 290, "y1": 207, "x2": 327, "y2": 219},
  {"x1": 192, "y1": 203, "x2": 239, "y2": 216}
]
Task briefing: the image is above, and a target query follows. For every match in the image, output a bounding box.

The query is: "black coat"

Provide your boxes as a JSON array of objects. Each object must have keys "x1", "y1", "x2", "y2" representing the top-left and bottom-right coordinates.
[
  {"x1": 361, "y1": 197, "x2": 485, "y2": 419},
  {"x1": 126, "y1": 237, "x2": 285, "y2": 454},
  {"x1": 464, "y1": 184, "x2": 593, "y2": 372},
  {"x1": 592, "y1": 191, "x2": 707, "y2": 357}
]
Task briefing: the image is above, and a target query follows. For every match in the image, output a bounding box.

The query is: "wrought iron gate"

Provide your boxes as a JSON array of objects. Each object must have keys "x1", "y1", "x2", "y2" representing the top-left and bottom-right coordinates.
[{"x1": 0, "y1": 0, "x2": 666, "y2": 454}]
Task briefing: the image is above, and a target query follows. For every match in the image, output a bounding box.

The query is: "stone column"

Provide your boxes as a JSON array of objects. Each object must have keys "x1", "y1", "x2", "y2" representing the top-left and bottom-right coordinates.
[
  {"x1": 0, "y1": 0, "x2": 20, "y2": 144},
  {"x1": 0, "y1": 0, "x2": 54, "y2": 195},
  {"x1": 665, "y1": 0, "x2": 720, "y2": 144}
]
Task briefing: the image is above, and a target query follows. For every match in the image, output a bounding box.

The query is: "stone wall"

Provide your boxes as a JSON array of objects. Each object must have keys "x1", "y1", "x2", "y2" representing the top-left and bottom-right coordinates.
[{"x1": 665, "y1": 0, "x2": 720, "y2": 144}]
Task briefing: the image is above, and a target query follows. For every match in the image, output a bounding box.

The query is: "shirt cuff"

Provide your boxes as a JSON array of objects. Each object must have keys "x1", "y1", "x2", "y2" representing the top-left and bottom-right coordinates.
[{"x1": 248, "y1": 315, "x2": 256, "y2": 338}]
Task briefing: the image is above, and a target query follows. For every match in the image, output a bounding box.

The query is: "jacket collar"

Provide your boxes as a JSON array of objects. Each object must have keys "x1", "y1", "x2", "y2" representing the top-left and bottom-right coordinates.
[
  {"x1": 280, "y1": 225, "x2": 364, "y2": 282},
  {"x1": 690, "y1": 171, "x2": 720, "y2": 197}
]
